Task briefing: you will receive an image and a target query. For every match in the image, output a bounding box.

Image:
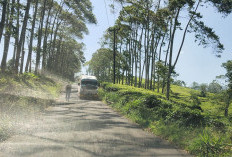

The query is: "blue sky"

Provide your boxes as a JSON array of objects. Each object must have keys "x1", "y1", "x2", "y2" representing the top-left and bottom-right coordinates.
[{"x1": 82, "y1": 0, "x2": 232, "y2": 86}]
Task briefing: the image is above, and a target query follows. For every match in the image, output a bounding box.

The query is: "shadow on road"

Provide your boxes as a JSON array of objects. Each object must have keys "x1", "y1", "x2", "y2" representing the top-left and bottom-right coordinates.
[{"x1": 0, "y1": 83, "x2": 191, "y2": 157}]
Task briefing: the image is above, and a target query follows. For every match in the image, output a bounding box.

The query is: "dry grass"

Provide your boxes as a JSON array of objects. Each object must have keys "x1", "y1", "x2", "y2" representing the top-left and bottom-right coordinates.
[{"x1": 0, "y1": 72, "x2": 63, "y2": 142}]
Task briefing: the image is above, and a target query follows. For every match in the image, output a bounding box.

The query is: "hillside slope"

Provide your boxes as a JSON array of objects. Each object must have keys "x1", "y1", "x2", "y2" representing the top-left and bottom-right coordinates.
[
  {"x1": 0, "y1": 72, "x2": 62, "y2": 142},
  {"x1": 99, "y1": 83, "x2": 232, "y2": 156}
]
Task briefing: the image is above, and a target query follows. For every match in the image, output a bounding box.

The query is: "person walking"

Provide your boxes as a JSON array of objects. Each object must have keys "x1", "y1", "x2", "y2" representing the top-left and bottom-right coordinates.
[{"x1": 65, "y1": 84, "x2": 72, "y2": 102}]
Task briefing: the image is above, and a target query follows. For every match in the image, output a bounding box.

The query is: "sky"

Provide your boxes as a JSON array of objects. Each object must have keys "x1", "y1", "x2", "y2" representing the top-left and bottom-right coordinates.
[{"x1": 82, "y1": 0, "x2": 232, "y2": 86}]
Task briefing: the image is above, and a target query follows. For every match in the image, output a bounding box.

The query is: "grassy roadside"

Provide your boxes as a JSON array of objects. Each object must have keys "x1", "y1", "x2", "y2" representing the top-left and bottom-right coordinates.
[
  {"x1": 99, "y1": 82, "x2": 232, "y2": 157},
  {"x1": 0, "y1": 72, "x2": 62, "y2": 142}
]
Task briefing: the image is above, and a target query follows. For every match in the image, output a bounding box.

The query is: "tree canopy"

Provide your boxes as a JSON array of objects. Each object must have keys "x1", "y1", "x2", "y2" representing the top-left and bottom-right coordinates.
[
  {"x1": 87, "y1": 0, "x2": 231, "y2": 99},
  {"x1": 0, "y1": 0, "x2": 96, "y2": 80}
]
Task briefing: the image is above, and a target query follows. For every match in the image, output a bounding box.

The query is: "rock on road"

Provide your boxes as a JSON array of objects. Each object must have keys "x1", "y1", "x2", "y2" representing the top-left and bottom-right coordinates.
[{"x1": 0, "y1": 84, "x2": 192, "y2": 157}]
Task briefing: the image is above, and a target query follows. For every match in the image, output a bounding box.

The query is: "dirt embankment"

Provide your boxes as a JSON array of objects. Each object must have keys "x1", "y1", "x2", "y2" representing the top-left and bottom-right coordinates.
[{"x1": 0, "y1": 73, "x2": 63, "y2": 142}]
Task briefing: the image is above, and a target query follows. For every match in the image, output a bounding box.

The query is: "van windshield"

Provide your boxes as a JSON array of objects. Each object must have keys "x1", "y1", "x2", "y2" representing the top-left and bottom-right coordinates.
[{"x1": 81, "y1": 79, "x2": 98, "y2": 86}]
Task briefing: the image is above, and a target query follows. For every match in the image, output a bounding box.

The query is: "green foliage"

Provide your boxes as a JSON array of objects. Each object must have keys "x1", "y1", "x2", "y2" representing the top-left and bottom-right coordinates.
[
  {"x1": 208, "y1": 0, "x2": 232, "y2": 15},
  {"x1": 86, "y1": 48, "x2": 114, "y2": 82},
  {"x1": 189, "y1": 128, "x2": 231, "y2": 156},
  {"x1": 143, "y1": 95, "x2": 161, "y2": 108},
  {"x1": 22, "y1": 72, "x2": 39, "y2": 80},
  {"x1": 191, "y1": 81, "x2": 200, "y2": 90},
  {"x1": 99, "y1": 82, "x2": 232, "y2": 156},
  {"x1": 222, "y1": 60, "x2": 232, "y2": 116},
  {"x1": 208, "y1": 80, "x2": 223, "y2": 93},
  {"x1": 190, "y1": 92, "x2": 201, "y2": 106},
  {"x1": 191, "y1": 19, "x2": 224, "y2": 56},
  {"x1": 200, "y1": 84, "x2": 208, "y2": 97}
]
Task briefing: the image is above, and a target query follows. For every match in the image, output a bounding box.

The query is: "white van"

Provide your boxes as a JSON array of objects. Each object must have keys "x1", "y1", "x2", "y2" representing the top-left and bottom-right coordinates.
[{"x1": 79, "y1": 75, "x2": 98, "y2": 99}]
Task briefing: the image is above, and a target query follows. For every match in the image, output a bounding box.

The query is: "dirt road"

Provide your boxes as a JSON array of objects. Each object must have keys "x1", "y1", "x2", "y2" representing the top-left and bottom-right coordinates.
[{"x1": 0, "y1": 84, "x2": 192, "y2": 157}]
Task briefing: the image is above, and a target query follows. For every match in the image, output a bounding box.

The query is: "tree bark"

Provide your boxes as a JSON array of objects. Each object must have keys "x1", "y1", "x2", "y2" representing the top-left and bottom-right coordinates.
[
  {"x1": 157, "y1": 33, "x2": 166, "y2": 92},
  {"x1": 14, "y1": 0, "x2": 31, "y2": 74},
  {"x1": 0, "y1": 0, "x2": 8, "y2": 43},
  {"x1": 166, "y1": 8, "x2": 180, "y2": 99},
  {"x1": 20, "y1": 38, "x2": 26, "y2": 74},
  {"x1": 42, "y1": 0, "x2": 53, "y2": 70},
  {"x1": 12, "y1": 0, "x2": 20, "y2": 66},
  {"x1": 35, "y1": 0, "x2": 47, "y2": 74},
  {"x1": 25, "y1": 0, "x2": 39, "y2": 72},
  {"x1": 172, "y1": 0, "x2": 201, "y2": 70},
  {"x1": 1, "y1": 1, "x2": 11, "y2": 72}
]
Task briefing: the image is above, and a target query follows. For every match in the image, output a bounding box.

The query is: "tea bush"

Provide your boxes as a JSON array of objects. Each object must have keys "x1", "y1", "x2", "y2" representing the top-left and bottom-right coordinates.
[{"x1": 99, "y1": 82, "x2": 232, "y2": 156}]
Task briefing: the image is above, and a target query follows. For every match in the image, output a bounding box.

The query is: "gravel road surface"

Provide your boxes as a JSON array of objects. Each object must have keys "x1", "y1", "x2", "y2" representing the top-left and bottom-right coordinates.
[{"x1": 0, "y1": 84, "x2": 192, "y2": 157}]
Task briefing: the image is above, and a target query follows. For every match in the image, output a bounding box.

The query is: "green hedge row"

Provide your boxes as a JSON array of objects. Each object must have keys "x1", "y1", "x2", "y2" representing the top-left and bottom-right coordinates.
[{"x1": 99, "y1": 82, "x2": 232, "y2": 156}]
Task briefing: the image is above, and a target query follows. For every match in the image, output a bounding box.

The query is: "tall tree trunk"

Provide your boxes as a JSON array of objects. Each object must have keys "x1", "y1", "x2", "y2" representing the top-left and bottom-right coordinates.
[
  {"x1": 145, "y1": 2, "x2": 150, "y2": 89},
  {"x1": 1, "y1": 1, "x2": 11, "y2": 72},
  {"x1": 12, "y1": 0, "x2": 20, "y2": 66},
  {"x1": 25, "y1": 0, "x2": 39, "y2": 72},
  {"x1": 150, "y1": 34, "x2": 160, "y2": 90},
  {"x1": 0, "y1": 0, "x2": 8, "y2": 43},
  {"x1": 14, "y1": 0, "x2": 31, "y2": 74},
  {"x1": 157, "y1": 33, "x2": 166, "y2": 92},
  {"x1": 20, "y1": 38, "x2": 26, "y2": 74},
  {"x1": 131, "y1": 30, "x2": 135, "y2": 86},
  {"x1": 51, "y1": 21, "x2": 61, "y2": 71},
  {"x1": 134, "y1": 25, "x2": 138, "y2": 87},
  {"x1": 162, "y1": 21, "x2": 172, "y2": 94},
  {"x1": 143, "y1": 24, "x2": 148, "y2": 89},
  {"x1": 149, "y1": 29, "x2": 155, "y2": 90},
  {"x1": 42, "y1": 0, "x2": 53, "y2": 70},
  {"x1": 47, "y1": 2, "x2": 63, "y2": 71},
  {"x1": 225, "y1": 99, "x2": 230, "y2": 117},
  {"x1": 55, "y1": 35, "x2": 62, "y2": 73},
  {"x1": 172, "y1": 0, "x2": 201, "y2": 71},
  {"x1": 35, "y1": 0, "x2": 47, "y2": 74},
  {"x1": 138, "y1": 28, "x2": 144, "y2": 88},
  {"x1": 166, "y1": 8, "x2": 180, "y2": 99}
]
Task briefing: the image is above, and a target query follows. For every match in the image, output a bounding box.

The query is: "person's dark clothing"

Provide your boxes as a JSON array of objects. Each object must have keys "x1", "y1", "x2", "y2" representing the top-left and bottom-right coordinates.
[{"x1": 66, "y1": 84, "x2": 72, "y2": 101}]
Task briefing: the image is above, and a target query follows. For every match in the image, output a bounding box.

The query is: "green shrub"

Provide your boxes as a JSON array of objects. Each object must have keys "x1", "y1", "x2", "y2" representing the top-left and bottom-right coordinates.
[
  {"x1": 189, "y1": 129, "x2": 231, "y2": 156},
  {"x1": 143, "y1": 95, "x2": 161, "y2": 108},
  {"x1": 22, "y1": 72, "x2": 38, "y2": 80},
  {"x1": 99, "y1": 83, "x2": 232, "y2": 156},
  {"x1": 165, "y1": 107, "x2": 205, "y2": 127},
  {"x1": 0, "y1": 78, "x2": 7, "y2": 85}
]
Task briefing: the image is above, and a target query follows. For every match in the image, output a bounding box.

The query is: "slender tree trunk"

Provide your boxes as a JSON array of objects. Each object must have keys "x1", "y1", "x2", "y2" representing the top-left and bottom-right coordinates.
[
  {"x1": 1, "y1": 1, "x2": 12, "y2": 72},
  {"x1": 150, "y1": 35, "x2": 160, "y2": 90},
  {"x1": 138, "y1": 28, "x2": 143, "y2": 88},
  {"x1": 25, "y1": 0, "x2": 39, "y2": 72},
  {"x1": 0, "y1": 0, "x2": 8, "y2": 43},
  {"x1": 47, "y1": 2, "x2": 63, "y2": 71},
  {"x1": 166, "y1": 8, "x2": 180, "y2": 99},
  {"x1": 12, "y1": 0, "x2": 20, "y2": 66},
  {"x1": 55, "y1": 35, "x2": 62, "y2": 72},
  {"x1": 149, "y1": 29, "x2": 155, "y2": 90},
  {"x1": 35, "y1": 0, "x2": 47, "y2": 74},
  {"x1": 145, "y1": 2, "x2": 151, "y2": 89},
  {"x1": 162, "y1": 21, "x2": 172, "y2": 94},
  {"x1": 20, "y1": 38, "x2": 26, "y2": 74},
  {"x1": 172, "y1": 0, "x2": 201, "y2": 71},
  {"x1": 134, "y1": 26, "x2": 138, "y2": 87},
  {"x1": 128, "y1": 33, "x2": 132, "y2": 85},
  {"x1": 225, "y1": 100, "x2": 230, "y2": 117},
  {"x1": 131, "y1": 30, "x2": 135, "y2": 86},
  {"x1": 51, "y1": 21, "x2": 61, "y2": 71},
  {"x1": 143, "y1": 24, "x2": 148, "y2": 89},
  {"x1": 14, "y1": 0, "x2": 31, "y2": 74},
  {"x1": 42, "y1": 0, "x2": 53, "y2": 70},
  {"x1": 157, "y1": 33, "x2": 166, "y2": 92}
]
